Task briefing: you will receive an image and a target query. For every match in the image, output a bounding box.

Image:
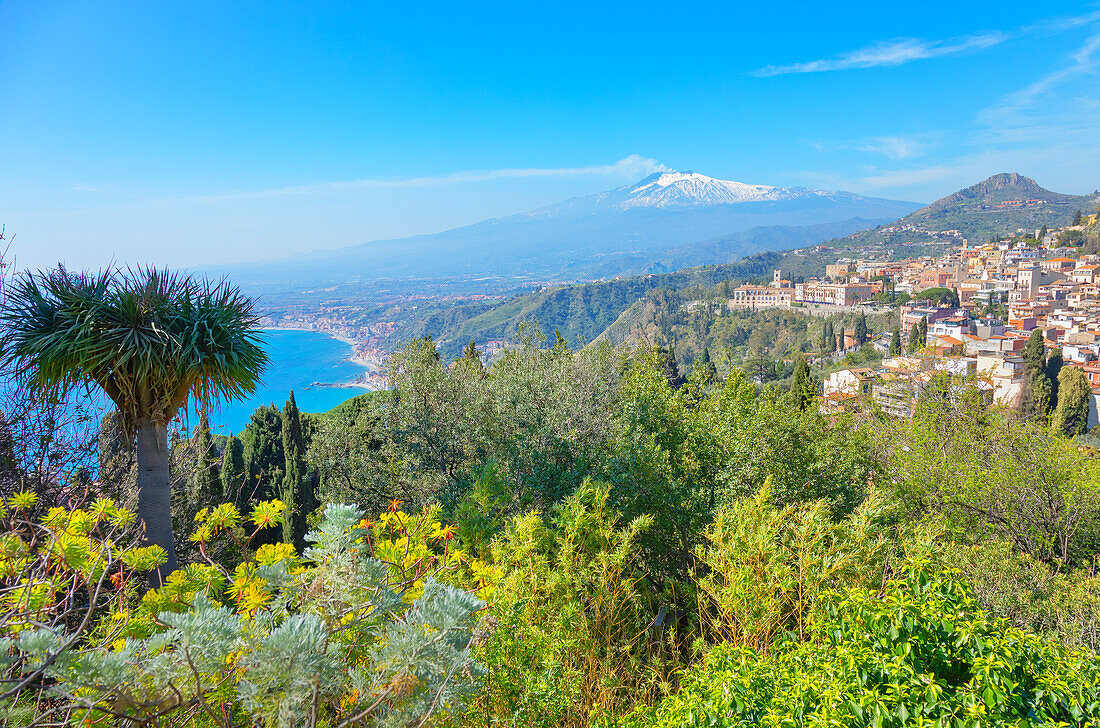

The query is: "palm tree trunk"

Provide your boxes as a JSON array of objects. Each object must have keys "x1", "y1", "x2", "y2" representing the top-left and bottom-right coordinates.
[{"x1": 136, "y1": 418, "x2": 178, "y2": 585}]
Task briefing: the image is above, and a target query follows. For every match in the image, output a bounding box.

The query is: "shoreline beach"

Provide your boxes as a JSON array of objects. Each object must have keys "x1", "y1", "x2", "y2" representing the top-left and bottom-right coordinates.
[
  {"x1": 262, "y1": 326, "x2": 382, "y2": 387},
  {"x1": 312, "y1": 381, "x2": 377, "y2": 390}
]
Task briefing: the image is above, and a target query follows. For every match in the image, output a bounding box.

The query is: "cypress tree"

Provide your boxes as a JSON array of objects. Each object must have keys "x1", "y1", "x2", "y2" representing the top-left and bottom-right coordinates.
[
  {"x1": 889, "y1": 327, "x2": 902, "y2": 356},
  {"x1": 837, "y1": 327, "x2": 846, "y2": 351},
  {"x1": 422, "y1": 335, "x2": 441, "y2": 362},
  {"x1": 281, "y1": 391, "x2": 315, "y2": 549},
  {"x1": 191, "y1": 411, "x2": 221, "y2": 507},
  {"x1": 698, "y1": 347, "x2": 718, "y2": 384},
  {"x1": 220, "y1": 435, "x2": 246, "y2": 503},
  {"x1": 656, "y1": 345, "x2": 685, "y2": 388},
  {"x1": 461, "y1": 340, "x2": 484, "y2": 372},
  {"x1": 1022, "y1": 329, "x2": 1046, "y2": 371},
  {"x1": 790, "y1": 355, "x2": 814, "y2": 410},
  {"x1": 1051, "y1": 366, "x2": 1092, "y2": 437},
  {"x1": 1021, "y1": 330, "x2": 1052, "y2": 422},
  {"x1": 824, "y1": 321, "x2": 835, "y2": 352},
  {"x1": 918, "y1": 317, "x2": 928, "y2": 347},
  {"x1": 853, "y1": 313, "x2": 869, "y2": 345},
  {"x1": 1046, "y1": 347, "x2": 1064, "y2": 406},
  {"x1": 242, "y1": 404, "x2": 284, "y2": 503},
  {"x1": 553, "y1": 329, "x2": 569, "y2": 353},
  {"x1": 1026, "y1": 368, "x2": 1053, "y2": 423},
  {"x1": 908, "y1": 322, "x2": 921, "y2": 351}
]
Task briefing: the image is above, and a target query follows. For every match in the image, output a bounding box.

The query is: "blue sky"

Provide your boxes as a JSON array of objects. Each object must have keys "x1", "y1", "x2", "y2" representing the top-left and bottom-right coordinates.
[{"x1": 2, "y1": 1, "x2": 1100, "y2": 270}]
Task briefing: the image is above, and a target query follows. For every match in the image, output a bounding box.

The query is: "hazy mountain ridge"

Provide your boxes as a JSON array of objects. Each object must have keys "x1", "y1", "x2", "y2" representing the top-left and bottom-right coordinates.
[
  {"x1": 218, "y1": 171, "x2": 918, "y2": 292},
  {"x1": 382, "y1": 173, "x2": 1099, "y2": 361}
]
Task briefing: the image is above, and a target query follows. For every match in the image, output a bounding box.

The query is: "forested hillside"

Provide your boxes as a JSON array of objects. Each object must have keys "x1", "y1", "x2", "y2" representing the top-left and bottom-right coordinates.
[
  {"x1": 383, "y1": 252, "x2": 785, "y2": 359},
  {"x1": 596, "y1": 292, "x2": 897, "y2": 378},
  {"x1": 368, "y1": 239, "x2": 934, "y2": 362}
]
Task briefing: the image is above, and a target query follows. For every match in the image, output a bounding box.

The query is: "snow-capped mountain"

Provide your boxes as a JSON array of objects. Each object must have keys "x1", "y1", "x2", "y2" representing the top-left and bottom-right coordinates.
[
  {"x1": 222, "y1": 170, "x2": 921, "y2": 287},
  {"x1": 528, "y1": 170, "x2": 845, "y2": 219},
  {"x1": 601, "y1": 171, "x2": 810, "y2": 209}
]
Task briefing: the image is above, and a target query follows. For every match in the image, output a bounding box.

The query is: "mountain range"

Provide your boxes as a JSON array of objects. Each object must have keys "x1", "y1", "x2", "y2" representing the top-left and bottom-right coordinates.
[
  {"x1": 367, "y1": 173, "x2": 1100, "y2": 359},
  {"x1": 222, "y1": 171, "x2": 919, "y2": 290}
]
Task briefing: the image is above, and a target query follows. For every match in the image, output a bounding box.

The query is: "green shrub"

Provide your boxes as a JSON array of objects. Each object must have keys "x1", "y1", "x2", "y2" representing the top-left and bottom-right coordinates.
[
  {"x1": 453, "y1": 481, "x2": 670, "y2": 728},
  {"x1": 883, "y1": 390, "x2": 1100, "y2": 567},
  {"x1": 694, "y1": 487, "x2": 921, "y2": 653},
  {"x1": 622, "y1": 562, "x2": 1100, "y2": 727},
  {"x1": 946, "y1": 539, "x2": 1100, "y2": 652}
]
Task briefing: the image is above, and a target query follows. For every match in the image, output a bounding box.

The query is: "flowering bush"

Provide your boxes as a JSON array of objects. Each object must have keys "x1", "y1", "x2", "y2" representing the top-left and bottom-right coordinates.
[{"x1": 0, "y1": 493, "x2": 486, "y2": 727}]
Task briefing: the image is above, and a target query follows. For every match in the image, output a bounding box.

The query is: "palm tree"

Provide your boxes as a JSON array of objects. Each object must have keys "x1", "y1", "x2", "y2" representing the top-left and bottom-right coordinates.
[{"x1": 1, "y1": 268, "x2": 267, "y2": 584}]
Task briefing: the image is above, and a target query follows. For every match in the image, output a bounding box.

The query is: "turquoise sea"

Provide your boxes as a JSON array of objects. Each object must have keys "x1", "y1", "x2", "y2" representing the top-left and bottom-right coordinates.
[{"x1": 207, "y1": 329, "x2": 372, "y2": 436}]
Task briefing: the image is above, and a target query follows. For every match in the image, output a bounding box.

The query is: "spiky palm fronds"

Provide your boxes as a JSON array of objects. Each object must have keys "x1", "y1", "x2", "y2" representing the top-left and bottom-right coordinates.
[{"x1": 0, "y1": 267, "x2": 268, "y2": 428}]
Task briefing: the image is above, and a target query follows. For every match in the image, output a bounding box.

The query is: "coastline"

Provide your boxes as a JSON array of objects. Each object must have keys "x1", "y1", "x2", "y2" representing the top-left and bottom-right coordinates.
[
  {"x1": 258, "y1": 325, "x2": 354, "y2": 349},
  {"x1": 350, "y1": 354, "x2": 379, "y2": 369},
  {"x1": 210, "y1": 329, "x2": 383, "y2": 433},
  {"x1": 313, "y1": 381, "x2": 377, "y2": 390},
  {"x1": 262, "y1": 326, "x2": 383, "y2": 388}
]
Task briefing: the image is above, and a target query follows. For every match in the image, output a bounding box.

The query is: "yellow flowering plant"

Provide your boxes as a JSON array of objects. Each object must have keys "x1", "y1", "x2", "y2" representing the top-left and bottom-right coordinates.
[
  {"x1": 0, "y1": 492, "x2": 150, "y2": 640},
  {"x1": 356, "y1": 500, "x2": 467, "y2": 602},
  {"x1": 2, "y1": 496, "x2": 486, "y2": 728}
]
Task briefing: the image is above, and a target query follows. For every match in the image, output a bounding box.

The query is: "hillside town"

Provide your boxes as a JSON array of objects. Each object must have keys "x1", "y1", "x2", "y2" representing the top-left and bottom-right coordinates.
[{"x1": 725, "y1": 215, "x2": 1100, "y2": 426}]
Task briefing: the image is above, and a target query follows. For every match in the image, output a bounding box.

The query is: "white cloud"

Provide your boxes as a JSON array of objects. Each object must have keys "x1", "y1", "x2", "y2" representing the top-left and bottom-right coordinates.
[
  {"x1": 192, "y1": 155, "x2": 668, "y2": 203},
  {"x1": 1021, "y1": 8, "x2": 1100, "y2": 35},
  {"x1": 858, "y1": 136, "x2": 926, "y2": 161},
  {"x1": 751, "y1": 10, "x2": 1100, "y2": 78},
  {"x1": 785, "y1": 12, "x2": 1100, "y2": 202},
  {"x1": 978, "y1": 31, "x2": 1100, "y2": 138},
  {"x1": 751, "y1": 32, "x2": 1004, "y2": 77},
  {"x1": 853, "y1": 165, "x2": 960, "y2": 191}
]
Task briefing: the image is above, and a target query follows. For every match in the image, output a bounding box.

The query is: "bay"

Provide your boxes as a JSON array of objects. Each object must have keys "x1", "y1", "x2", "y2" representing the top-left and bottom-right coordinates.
[{"x1": 207, "y1": 329, "x2": 374, "y2": 436}]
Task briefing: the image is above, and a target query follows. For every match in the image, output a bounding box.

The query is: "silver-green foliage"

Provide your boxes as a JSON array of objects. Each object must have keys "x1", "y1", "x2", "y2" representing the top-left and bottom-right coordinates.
[{"x1": 9, "y1": 503, "x2": 485, "y2": 728}]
